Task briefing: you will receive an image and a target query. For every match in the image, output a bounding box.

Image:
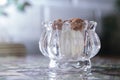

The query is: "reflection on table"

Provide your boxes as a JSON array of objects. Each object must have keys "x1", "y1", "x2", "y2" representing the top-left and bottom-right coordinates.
[{"x1": 0, "y1": 55, "x2": 119, "y2": 80}]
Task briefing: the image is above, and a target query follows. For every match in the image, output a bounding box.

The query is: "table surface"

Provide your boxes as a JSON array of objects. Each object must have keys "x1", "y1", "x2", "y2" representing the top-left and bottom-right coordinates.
[{"x1": 0, "y1": 55, "x2": 120, "y2": 80}]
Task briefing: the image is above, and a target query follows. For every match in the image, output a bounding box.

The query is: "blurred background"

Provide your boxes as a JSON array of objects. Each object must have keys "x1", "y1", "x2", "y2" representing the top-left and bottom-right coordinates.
[{"x1": 0, "y1": 0, "x2": 120, "y2": 57}]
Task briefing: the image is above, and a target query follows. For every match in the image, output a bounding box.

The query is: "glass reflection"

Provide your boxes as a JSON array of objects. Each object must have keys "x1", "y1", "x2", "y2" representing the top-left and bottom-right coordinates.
[{"x1": 48, "y1": 71, "x2": 94, "y2": 80}]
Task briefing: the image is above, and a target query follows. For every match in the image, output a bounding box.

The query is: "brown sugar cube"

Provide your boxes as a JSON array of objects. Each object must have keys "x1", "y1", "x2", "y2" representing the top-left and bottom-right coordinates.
[
  {"x1": 52, "y1": 19, "x2": 63, "y2": 30},
  {"x1": 70, "y1": 18, "x2": 84, "y2": 31}
]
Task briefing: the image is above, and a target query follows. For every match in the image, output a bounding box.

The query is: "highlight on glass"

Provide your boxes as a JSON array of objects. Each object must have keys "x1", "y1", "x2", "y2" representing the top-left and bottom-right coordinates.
[{"x1": 39, "y1": 18, "x2": 101, "y2": 73}]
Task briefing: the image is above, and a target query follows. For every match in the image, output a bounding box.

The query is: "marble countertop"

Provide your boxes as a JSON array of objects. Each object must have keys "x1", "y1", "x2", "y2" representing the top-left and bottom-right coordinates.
[{"x1": 0, "y1": 55, "x2": 119, "y2": 80}]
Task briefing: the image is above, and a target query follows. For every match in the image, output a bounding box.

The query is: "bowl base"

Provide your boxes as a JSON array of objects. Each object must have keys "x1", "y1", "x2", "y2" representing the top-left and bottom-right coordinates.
[{"x1": 49, "y1": 59, "x2": 91, "y2": 74}]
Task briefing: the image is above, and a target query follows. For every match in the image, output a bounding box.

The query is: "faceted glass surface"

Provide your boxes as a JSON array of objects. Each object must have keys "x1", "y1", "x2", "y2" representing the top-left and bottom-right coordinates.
[{"x1": 39, "y1": 20, "x2": 101, "y2": 72}]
